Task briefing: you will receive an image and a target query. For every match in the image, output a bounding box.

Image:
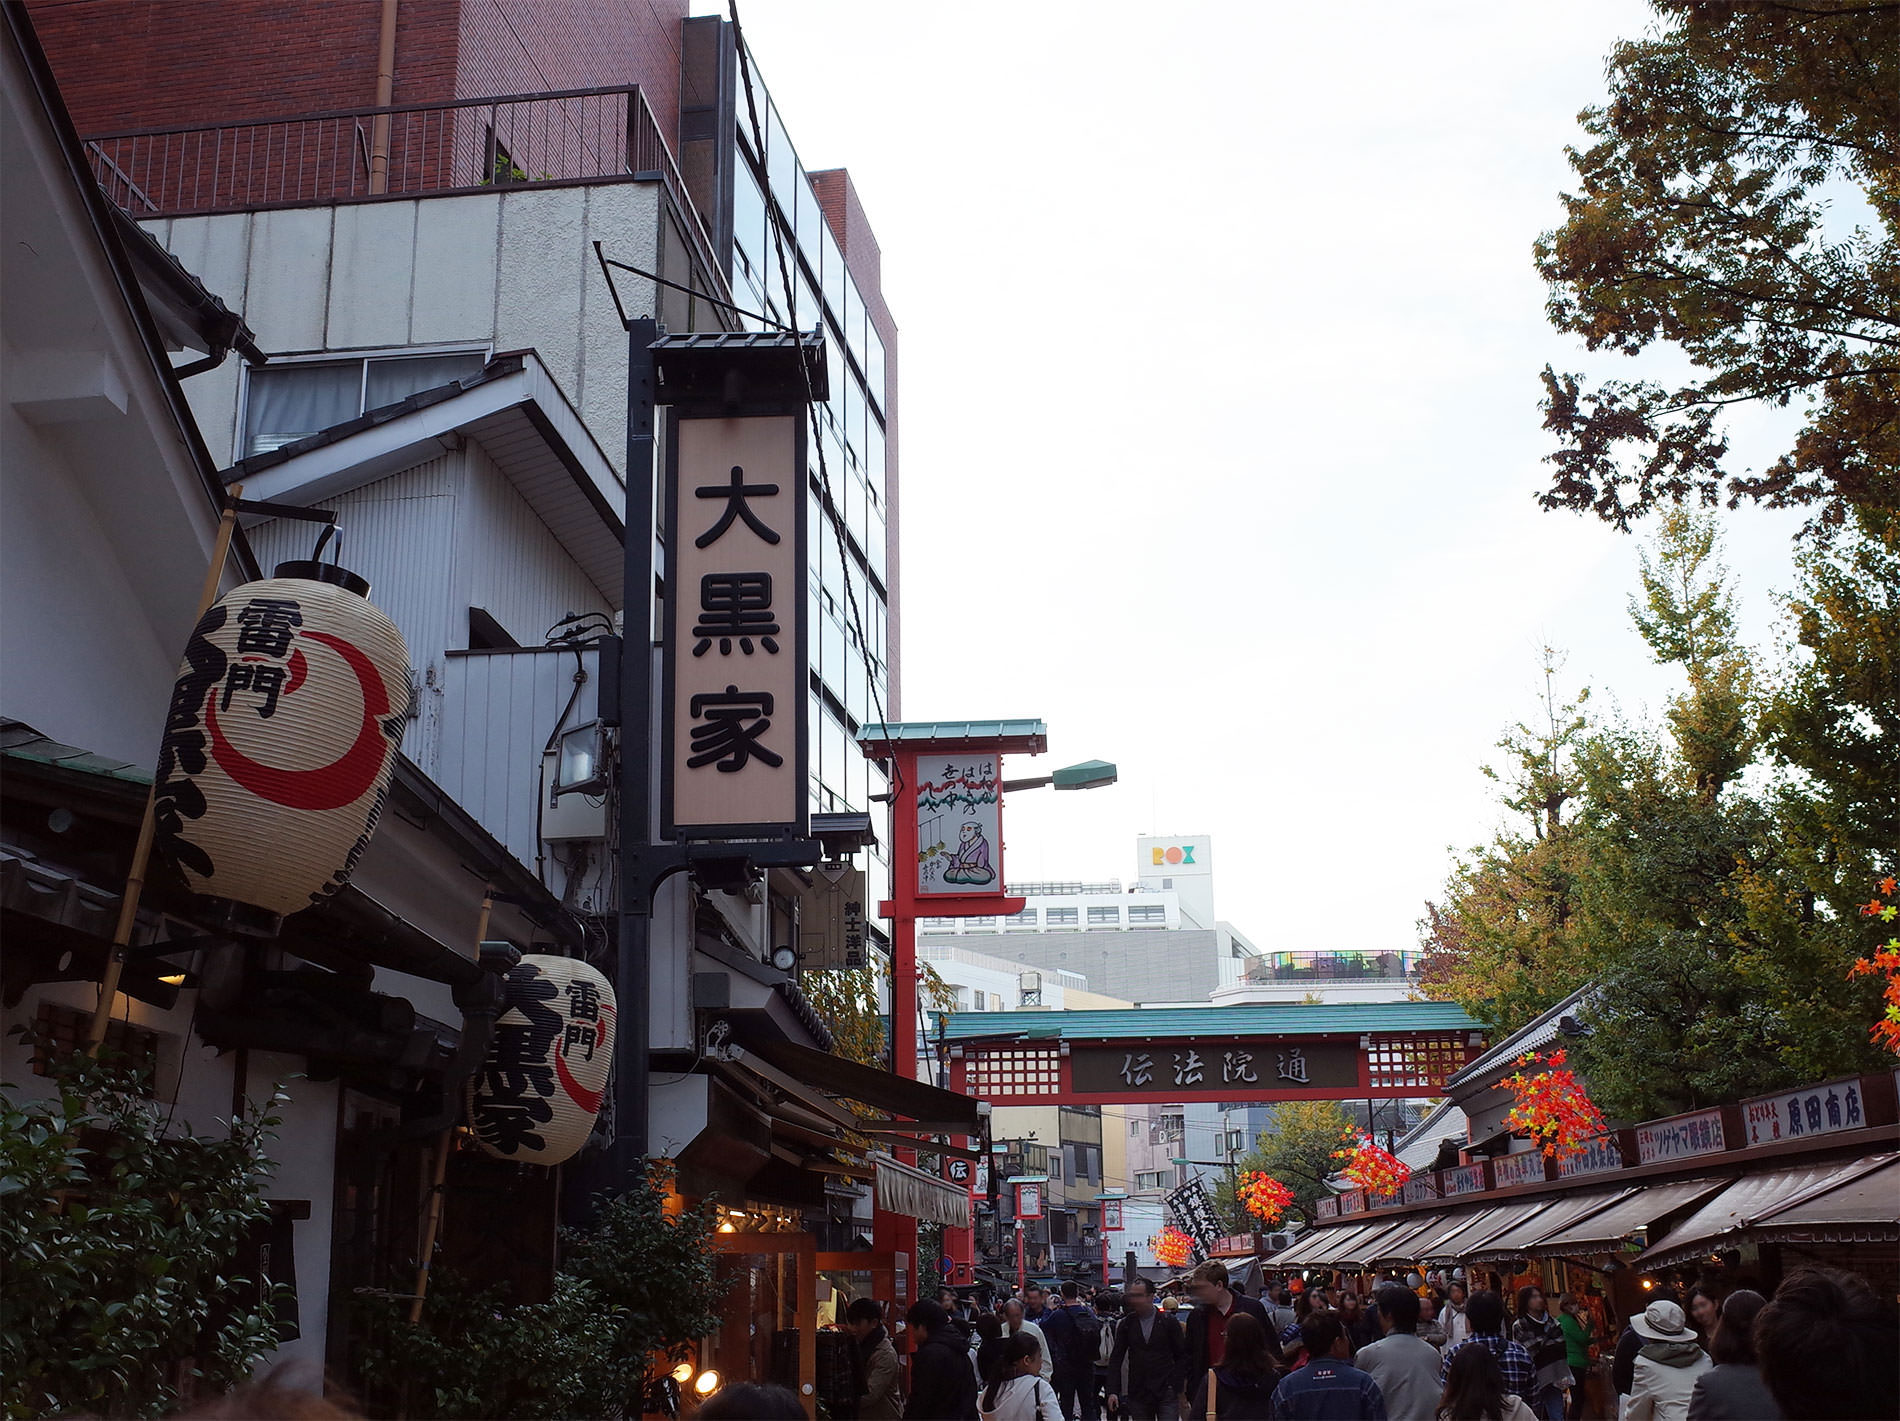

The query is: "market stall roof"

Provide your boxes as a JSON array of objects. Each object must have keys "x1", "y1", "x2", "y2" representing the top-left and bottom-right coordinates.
[
  {"x1": 1464, "y1": 1186, "x2": 1639, "y2": 1263},
  {"x1": 1332, "y1": 1215, "x2": 1450, "y2": 1269},
  {"x1": 1362, "y1": 1212, "x2": 1462, "y2": 1269},
  {"x1": 1416, "y1": 1204, "x2": 1546, "y2": 1264},
  {"x1": 1530, "y1": 1176, "x2": 1733, "y2": 1254},
  {"x1": 1635, "y1": 1154, "x2": 1899, "y2": 1270},
  {"x1": 1270, "y1": 1221, "x2": 1384, "y2": 1269}
]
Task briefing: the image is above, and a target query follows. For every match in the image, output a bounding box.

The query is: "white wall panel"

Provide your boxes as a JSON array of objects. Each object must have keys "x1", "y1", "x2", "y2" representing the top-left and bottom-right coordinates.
[
  {"x1": 326, "y1": 203, "x2": 417, "y2": 350},
  {"x1": 437, "y1": 646, "x2": 598, "y2": 869},
  {"x1": 243, "y1": 207, "x2": 333, "y2": 353},
  {"x1": 243, "y1": 454, "x2": 457, "y2": 771},
  {"x1": 454, "y1": 438, "x2": 611, "y2": 647}
]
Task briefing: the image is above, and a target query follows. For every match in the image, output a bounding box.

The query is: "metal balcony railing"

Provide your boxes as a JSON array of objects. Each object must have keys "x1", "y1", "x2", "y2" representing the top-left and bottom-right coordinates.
[
  {"x1": 83, "y1": 85, "x2": 713, "y2": 265},
  {"x1": 1243, "y1": 950, "x2": 1421, "y2": 984}
]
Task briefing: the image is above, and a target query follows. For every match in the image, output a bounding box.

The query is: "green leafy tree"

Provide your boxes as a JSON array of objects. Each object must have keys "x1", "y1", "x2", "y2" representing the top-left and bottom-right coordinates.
[
  {"x1": 1211, "y1": 1101, "x2": 1355, "y2": 1229},
  {"x1": 1, "y1": 1045, "x2": 284, "y2": 1420},
  {"x1": 355, "y1": 1166, "x2": 723, "y2": 1419},
  {"x1": 1533, "y1": 0, "x2": 1899, "y2": 539},
  {"x1": 1418, "y1": 652, "x2": 1597, "y2": 1032},
  {"x1": 1425, "y1": 512, "x2": 1891, "y2": 1119}
]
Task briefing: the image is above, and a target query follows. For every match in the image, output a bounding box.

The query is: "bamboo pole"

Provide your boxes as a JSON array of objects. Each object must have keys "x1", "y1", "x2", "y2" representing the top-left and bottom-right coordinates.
[
  {"x1": 408, "y1": 889, "x2": 492, "y2": 1322},
  {"x1": 87, "y1": 485, "x2": 244, "y2": 1052}
]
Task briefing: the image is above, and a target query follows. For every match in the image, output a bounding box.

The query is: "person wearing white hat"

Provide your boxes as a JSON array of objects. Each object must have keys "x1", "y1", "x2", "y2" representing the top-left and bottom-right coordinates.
[{"x1": 1625, "y1": 1300, "x2": 1712, "y2": 1421}]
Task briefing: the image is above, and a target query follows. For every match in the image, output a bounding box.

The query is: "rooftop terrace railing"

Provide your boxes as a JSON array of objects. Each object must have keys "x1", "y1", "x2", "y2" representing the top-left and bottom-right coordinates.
[
  {"x1": 1243, "y1": 951, "x2": 1422, "y2": 984},
  {"x1": 83, "y1": 85, "x2": 720, "y2": 281}
]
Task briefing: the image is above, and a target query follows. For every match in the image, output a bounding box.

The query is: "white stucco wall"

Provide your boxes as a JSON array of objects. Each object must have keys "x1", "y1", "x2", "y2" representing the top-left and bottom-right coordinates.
[{"x1": 153, "y1": 183, "x2": 663, "y2": 472}]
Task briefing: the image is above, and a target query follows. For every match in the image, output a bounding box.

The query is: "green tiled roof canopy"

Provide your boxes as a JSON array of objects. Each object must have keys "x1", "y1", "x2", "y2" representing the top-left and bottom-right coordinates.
[{"x1": 936, "y1": 1002, "x2": 1483, "y2": 1041}]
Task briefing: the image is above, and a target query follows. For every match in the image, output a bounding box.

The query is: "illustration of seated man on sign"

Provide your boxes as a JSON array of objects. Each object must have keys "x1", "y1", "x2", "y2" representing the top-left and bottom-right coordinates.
[{"x1": 941, "y1": 821, "x2": 995, "y2": 886}]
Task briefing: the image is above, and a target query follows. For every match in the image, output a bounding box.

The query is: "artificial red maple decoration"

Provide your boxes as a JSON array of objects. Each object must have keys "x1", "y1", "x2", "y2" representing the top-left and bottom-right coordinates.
[
  {"x1": 1849, "y1": 877, "x2": 1900, "y2": 1055},
  {"x1": 1332, "y1": 1133, "x2": 1411, "y2": 1194},
  {"x1": 1151, "y1": 1225, "x2": 1194, "y2": 1269},
  {"x1": 1500, "y1": 1047, "x2": 1609, "y2": 1160},
  {"x1": 1236, "y1": 1170, "x2": 1295, "y2": 1225}
]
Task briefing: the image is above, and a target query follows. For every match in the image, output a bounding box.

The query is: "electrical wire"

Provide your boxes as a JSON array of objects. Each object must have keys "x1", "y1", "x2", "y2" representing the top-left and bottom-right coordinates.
[{"x1": 727, "y1": 2, "x2": 903, "y2": 806}]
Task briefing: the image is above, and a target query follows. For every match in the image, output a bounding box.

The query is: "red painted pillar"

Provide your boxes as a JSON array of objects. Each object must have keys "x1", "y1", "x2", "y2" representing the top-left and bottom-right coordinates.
[{"x1": 944, "y1": 1054, "x2": 975, "y2": 1284}]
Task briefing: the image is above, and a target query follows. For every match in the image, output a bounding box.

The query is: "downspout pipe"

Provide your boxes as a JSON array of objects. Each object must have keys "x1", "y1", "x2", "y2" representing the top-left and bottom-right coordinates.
[
  {"x1": 403, "y1": 938, "x2": 518, "y2": 1138},
  {"x1": 368, "y1": 0, "x2": 398, "y2": 194}
]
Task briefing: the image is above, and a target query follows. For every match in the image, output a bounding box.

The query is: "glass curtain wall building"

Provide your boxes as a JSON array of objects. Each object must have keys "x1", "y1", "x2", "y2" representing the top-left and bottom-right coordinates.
[{"x1": 681, "y1": 18, "x2": 897, "y2": 943}]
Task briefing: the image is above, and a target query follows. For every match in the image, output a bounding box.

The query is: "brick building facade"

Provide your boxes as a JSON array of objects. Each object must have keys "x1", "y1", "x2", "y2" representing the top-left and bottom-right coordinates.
[{"x1": 27, "y1": 0, "x2": 687, "y2": 150}]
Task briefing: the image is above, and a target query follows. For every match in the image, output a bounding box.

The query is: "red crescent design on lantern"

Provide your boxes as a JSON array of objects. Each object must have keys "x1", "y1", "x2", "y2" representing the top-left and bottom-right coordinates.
[
  {"x1": 284, "y1": 646, "x2": 309, "y2": 696},
  {"x1": 555, "y1": 1000, "x2": 614, "y2": 1112},
  {"x1": 204, "y1": 631, "x2": 392, "y2": 812}
]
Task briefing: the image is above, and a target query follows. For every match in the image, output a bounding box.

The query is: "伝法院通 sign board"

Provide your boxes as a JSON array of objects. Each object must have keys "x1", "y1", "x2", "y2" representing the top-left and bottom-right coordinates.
[{"x1": 1068, "y1": 1041, "x2": 1360, "y2": 1094}]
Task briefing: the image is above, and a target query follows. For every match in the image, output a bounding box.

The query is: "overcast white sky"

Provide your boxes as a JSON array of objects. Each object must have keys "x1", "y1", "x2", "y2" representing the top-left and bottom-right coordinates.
[{"x1": 722, "y1": 1, "x2": 1810, "y2": 952}]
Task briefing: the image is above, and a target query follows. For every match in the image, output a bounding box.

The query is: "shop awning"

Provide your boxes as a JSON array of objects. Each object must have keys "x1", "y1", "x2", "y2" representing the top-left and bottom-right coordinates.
[
  {"x1": 1531, "y1": 1176, "x2": 1733, "y2": 1254},
  {"x1": 1270, "y1": 1222, "x2": 1379, "y2": 1269},
  {"x1": 874, "y1": 1154, "x2": 975, "y2": 1228},
  {"x1": 1415, "y1": 1204, "x2": 1535, "y2": 1263},
  {"x1": 743, "y1": 1034, "x2": 982, "y2": 1134},
  {"x1": 1362, "y1": 1212, "x2": 1460, "y2": 1269},
  {"x1": 1332, "y1": 1215, "x2": 1445, "y2": 1269},
  {"x1": 1464, "y1": 1187, "x2": 1638, "y2": 1263},
  {"x1": 1635, "y1": 1155, "x2": 1899, "y2": 1269}
]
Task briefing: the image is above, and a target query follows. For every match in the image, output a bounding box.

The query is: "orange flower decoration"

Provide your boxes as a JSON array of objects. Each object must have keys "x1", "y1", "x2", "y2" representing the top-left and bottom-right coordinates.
[
  {"x1": 1849, "y1": 876, "x2": 1900, "y2": 1055},
  {"x1": 1331, "y1": 1134, "x2": 1411, "y2": 1194},
  {"x1": 1152, "y1": 1225, "x2": 1194, "y2": 1269},
  {"x1": 1501, "y1": 1049, "x2": 1608, "y2": 1160},
  {"x1": 1236, "y1": 1170, "x2": 1295, "y2": 1225}
]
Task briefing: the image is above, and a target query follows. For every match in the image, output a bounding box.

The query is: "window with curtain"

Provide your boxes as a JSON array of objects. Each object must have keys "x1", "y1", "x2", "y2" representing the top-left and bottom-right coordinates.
[{"x1": 243, "y1": 351, "x2": 486, "y2": 456}]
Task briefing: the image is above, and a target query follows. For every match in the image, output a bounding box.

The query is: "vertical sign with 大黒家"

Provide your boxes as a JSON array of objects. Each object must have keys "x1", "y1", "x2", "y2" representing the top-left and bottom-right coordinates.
[
  {"x1": 663, "y1": 415, "x2": 807, "y2": 839},
  {"x1": 917, "y1": 755, "x2": 1001, "y2": 894}
]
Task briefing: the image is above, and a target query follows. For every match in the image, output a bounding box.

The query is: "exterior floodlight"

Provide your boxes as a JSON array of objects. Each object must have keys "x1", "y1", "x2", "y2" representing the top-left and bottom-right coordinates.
[
  {"x1": 1052, "y1": 759, "x2": 1117, "y2": 790},
  {"x1": 694, "y1": 1370, "x2": 722, "y2": 1396},
  {"x1": 670, "y1": 1362, "x2": 695, "y2": 1384},
  {"x1": 553, "y1": 720, "x2": 608, "y2": 797},
  {"x1": 1002, "y1": 760, "x2": 1118, "y2": 793}
]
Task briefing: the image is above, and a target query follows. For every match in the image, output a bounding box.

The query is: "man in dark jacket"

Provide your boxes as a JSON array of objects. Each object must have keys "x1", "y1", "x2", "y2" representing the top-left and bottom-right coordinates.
[
  {"x1": 1185, "y1": 1260, "x2": 1274, "y2": 1378},
  {"x1": 906, "y1": 1298, "x2": 979, "y2": 1420},
  {"x1": 1109, "y1": 1277, "x2": 1187, "y2": 1420}
]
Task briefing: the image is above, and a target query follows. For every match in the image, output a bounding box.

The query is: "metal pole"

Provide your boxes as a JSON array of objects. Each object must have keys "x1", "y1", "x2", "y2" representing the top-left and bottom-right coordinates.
[
  {"x1": 610, "y1": 316, "x2": 660, "y2": 1182},
  {"x1": 88, "y1": 484, "x2": 244, "y2": 1051},
  {"x1": 1017, "y1": 1219, "x2": 1025, "y2": 1299}
]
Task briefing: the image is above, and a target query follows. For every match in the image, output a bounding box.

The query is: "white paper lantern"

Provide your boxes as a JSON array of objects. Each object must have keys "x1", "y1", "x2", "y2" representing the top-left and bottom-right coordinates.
[
  {"x1": 152, "y1": 562, "x2": 410, "y2": 928},
  {"x1": 469, "y1": 954, "x2": 617, "y2": 1166}
]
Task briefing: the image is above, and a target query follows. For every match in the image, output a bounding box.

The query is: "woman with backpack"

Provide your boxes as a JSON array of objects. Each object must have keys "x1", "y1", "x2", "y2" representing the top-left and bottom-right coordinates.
[{"x1": 1185, "y1": 1312, "x2": 1281, "y2": 1419}]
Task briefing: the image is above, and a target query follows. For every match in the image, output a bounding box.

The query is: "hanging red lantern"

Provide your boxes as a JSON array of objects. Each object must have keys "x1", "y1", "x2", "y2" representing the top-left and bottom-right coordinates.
[
  {"x1": 469, "y1": 954, "x2": 617, "y2": 1166},
  {"x1": 152, "y1": 561, "x2": 410, "y2": 930}
]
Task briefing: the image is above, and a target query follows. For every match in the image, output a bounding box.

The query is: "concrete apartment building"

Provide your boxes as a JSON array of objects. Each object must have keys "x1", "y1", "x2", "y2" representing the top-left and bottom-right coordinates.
[{"x1": 918, "y1": 835, "x2": 1265, "y2": 1004}]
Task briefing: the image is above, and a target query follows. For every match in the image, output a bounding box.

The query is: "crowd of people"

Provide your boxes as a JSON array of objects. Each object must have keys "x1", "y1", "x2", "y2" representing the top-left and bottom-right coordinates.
[{"x1": 812, "y1": 1260, "x2": 1895, "y2": 1421}]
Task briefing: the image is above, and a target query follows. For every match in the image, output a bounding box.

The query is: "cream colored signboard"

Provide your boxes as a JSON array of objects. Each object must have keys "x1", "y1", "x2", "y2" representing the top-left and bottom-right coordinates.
[{"x1": 663, "y1": 414, "x2": 806, "y2": 838}]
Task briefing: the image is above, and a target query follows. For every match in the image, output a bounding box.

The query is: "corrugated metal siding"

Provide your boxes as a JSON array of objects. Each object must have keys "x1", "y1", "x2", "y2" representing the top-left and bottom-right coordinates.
[
  {"x1": 437, "y1": 646, "x2": 599, "y2": 868},
  {"x1": 455, "y1": 439, "x2": 613, "y2": 647},
  {"x1": 243, "y1": 455, "x2": 458, "y2": 770}
]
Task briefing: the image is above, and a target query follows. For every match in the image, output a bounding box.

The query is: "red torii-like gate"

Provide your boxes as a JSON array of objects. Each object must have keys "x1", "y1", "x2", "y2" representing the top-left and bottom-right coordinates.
[{"x1": 938, "y1": 1002, "x2": 1488, "y2": 1107}]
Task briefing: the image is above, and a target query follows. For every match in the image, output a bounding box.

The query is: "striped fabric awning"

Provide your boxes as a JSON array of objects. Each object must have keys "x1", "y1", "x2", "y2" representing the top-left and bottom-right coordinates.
[{"x1": 875, "y1": 1154, "x2": 974, "y2": 1228}]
